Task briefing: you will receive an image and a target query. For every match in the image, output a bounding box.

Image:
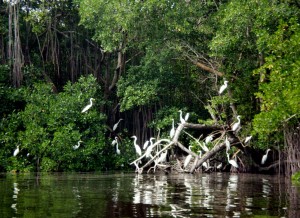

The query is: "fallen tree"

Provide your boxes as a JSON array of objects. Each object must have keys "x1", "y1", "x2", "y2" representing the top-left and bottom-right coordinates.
[{"x1": 130, "y1": 120, "x2": 254, "y2": 174}]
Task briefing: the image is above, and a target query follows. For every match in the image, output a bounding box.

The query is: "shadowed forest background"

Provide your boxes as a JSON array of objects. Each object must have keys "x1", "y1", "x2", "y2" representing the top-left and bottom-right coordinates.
[{"x1": 0, "y1": 0, "x2": 299, "y2": 176}]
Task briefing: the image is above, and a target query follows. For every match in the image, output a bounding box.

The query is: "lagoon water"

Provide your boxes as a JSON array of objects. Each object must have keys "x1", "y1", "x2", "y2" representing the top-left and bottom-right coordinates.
[{"x1": 0, "y1": 172, "x2": 299, "y2": 217}]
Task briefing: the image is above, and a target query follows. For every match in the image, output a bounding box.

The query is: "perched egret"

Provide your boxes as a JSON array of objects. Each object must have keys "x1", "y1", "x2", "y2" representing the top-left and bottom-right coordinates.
[
  {"x1": 131, "y1": 136, "x2": 142, "y2": 156},
  {"x1": 183, "y1": 146, "x2": 193, "y2": 168},
  {"x1": 116, "y1": 141, "x2": 121, "y2": 155},
  {"x1": 112, "y1": 137, "x2": 118, "y2": 146},
  {"x1": 112, "y1": 118, "x2": 123, "y2": 131},
  {"x1": 245, "y1": 136, "x2": 252, "y2": 143},
  {"x1": 232, "y1": 115, "x2": 241, "y2": 131},
  {"x1": 226, "y1": 152, "x2": 238, "y2": 168},
  {"x1": 219, "y1": 80, "x2": 228, "y2": 94},
  {"x1": 157, "y1": 151, "x2": 167, "y2": 164},
  {"x1": 184, "y1": 113, "x2": 190, "y2": 122},
  {"x1": 81, "y1": 98, "x2": 95, "y2": 113},
  {"x1": 143, "y1": 140, "x2": 149, "y2": 150},
  {"x1": 178, "y1": 110, "x2": 185, "y2": 124},
  {"x1": 73, "y1": 140, "x2": 83, "y2": 150},
  {"x1": 225, "y1": 136, "x2": 230, "y2": 152},
  {"x1": 183, "y1": 155, "x2": 193, "y2": 168},
  {"x1": 13, "y1": 145, "x2": 20, "y2": 157},
  {"x1": 205, "y1": 135, "x2": 213, "y2": 144},
  {"x1": 261, "y1": 149, "x2": 271, "y2": 165},
  {"x1": 170, "y1": 119, "x2": 175, "y2": 139},
  {"x1": 202, "y1": 162, "x2": 209, "y2": 169},
  {"x1": 145, "y1": 137, "x2": 155, "y2": 158},
  {"x1": 217, "y1": 163, "x2": 223, "y2": 169}
]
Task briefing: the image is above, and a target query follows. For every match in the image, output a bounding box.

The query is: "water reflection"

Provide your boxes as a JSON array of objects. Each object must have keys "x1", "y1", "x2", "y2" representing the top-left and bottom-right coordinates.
[{"x1": 0, "y1": 172, "x2": 299, "y2": 217}]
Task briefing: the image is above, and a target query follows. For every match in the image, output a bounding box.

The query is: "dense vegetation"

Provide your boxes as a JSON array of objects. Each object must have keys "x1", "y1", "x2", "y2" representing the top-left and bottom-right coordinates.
[{"x1": 0, "y1": 0, "x2": 299, "y2": 175}]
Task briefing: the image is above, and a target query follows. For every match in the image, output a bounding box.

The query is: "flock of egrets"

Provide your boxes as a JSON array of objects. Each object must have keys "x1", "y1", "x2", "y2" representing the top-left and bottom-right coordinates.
[{"x1": 12, "y1": 83, "x2": 271, "y2": 171}]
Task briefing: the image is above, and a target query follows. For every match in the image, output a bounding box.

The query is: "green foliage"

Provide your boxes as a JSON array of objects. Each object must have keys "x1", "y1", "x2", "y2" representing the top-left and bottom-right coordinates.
[
  {"x1": 253, "y1": 19, "x2": 300, "y2": 139},
  {"x1": 0, "y1": 75, "x2": 112, "y2": 172},
  {"x1": 292, "y1": 171, "x2": 300, "y2": 185}
]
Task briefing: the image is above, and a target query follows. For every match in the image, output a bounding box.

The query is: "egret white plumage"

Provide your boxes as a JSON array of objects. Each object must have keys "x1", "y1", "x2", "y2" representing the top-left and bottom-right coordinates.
[
  {"x1": 261, "y1": 149, "x2": 271, "y2": 165},
  {"x1": 225, "y1": 136, "x2": 230, "y2": 152},
  {"x1": 226, "y1": 152, "x2": 238, "y2": 168},
  {"x1": 145, "y1": 137, "x2": 155, "y2": 158},
  {"x1": 183, "y1": 154, "x2": 193, "y2": 169},
  {"x1": 157, "y1": 151, "x2": 167, "y2": 164},
  {"x1": 245, "y1": 135, "x2": 252, "y2": 143},
  {"x1": 143, "y1": 140, "x2": 149, "y2": 150},
  {"x1": 112, "y1": 118, "x2": 123, "y2": 131},
  {"x1": 231, "y1": 115, "x2": 241, "y2": 131},
  {"x1": 131, "y1": 136, "x2": 142, "y2": 156},
  {"x1": 205, "y1": 135, "x2": 213, "y2": 144},
  {"x1": 217, "y1": 163, "x2": 223, "y2": 169},
  {"x1": 183, "y1": 146, "x2": 193, "y2": 168},
  {"x1": 178, "y1": 110, "x2": 185, "y2": 124},
  {"x1": 81, "y1": 98, "x2": 95, "y2": 113},
  {"x1": 13, "y1": 145, "x2": 20, "y2": 157},
  {"x1": 112, "y1": 137, "x2": 118, "y2": 146},
  {"x1": 73, "y1": 140, "x2": 83, "y2": 150},
  {"x1": 184, "y1": 112, "x2": 189, "y2": 122},
  {"x1": 219, "y1": 80, "x2": 228, "y2": 94},
  {"x1": 170, "y1": 119, "x2": 175, "y2": 139},
  {"x1": 115, "y1": 140, "x2": 121, "y2": 155}
]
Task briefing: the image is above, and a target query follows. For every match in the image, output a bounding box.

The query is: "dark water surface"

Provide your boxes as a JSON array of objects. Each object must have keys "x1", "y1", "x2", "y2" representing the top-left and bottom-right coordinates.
[{"x1": 0, "y1": 172, "x2": 299, "y2": 217}]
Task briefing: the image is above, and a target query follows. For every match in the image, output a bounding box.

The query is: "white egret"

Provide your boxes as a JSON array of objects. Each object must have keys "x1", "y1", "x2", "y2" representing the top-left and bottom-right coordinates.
[
  {"x1": 183, "y1": 146, "x2": 193, "y2": 168},
  {"x1": 231, "y1": 115, "x2": 241, "y2": 131},
  {"x1": 219, "y1": 80, "x2": 228, "y2": 94},
  {"x1": 184, "y1": 112, "x2": 190, "y2": 122},
  {"x1": 13, "y1": 145, "x2": 20, "y2": 157},
  {"x1": 178, "y1": 110, "x2": 185, "y2": 124},
  {"x1": 112, "y1": 118, "x2": 123, "y2": 131},
  {"x1": 170, "y1": 119, "x2": 175, "y2": 139},
  {"x1": 112, "y1": 137, "x2": 118, "y2": 146},
  {"x1": 73, "y1": 140, "x2": 83, "y2": 150},
  {"x1": 145, "y1": 137, "x2": 155, "y2": 158},
  {"x1": 202, "y1": 162, "x2": 209, "y2": 169},
  {"x1": 157, "y1": 151, "x2": 167, "y2": 164},
  {"x1": 226, "y1": 152, "x2": 238, "y2": 168},
  {"x1": 143, "y1": 140, "x2": 149, "y2": 150},
  {"x1": 217, "y1": 163, "x2": 223, "y2": 169},
  {"x1": 184, "y1": 154, "x2": 193, "y2": 168},
  {"x1": 131, "y1": 136, "x2": 142, "y2": 156},
  {"x1": 116, "y1": 141, "x2": 121, "y2": 155},
  {"x1": 245, "y1": 135, "x2": 252, "y2": 143},
  {"x1": 261, "y1": 149, "x2": 271, "y2": 165},
  {"x1": 225, "y1": 136, "x2": 230, "y2": 152},
  {"x1": 205, "y1": 135, "x2": 213, "y2": 144},
  {"x1": 81, "y1": 98, "x2": 95, "y2": 113}
]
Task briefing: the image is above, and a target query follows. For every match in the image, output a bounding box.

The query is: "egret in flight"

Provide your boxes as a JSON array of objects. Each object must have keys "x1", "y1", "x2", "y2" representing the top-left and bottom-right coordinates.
[
  {"x1": 112, "y1": 118, "x2": 123, "y2": 131},
  {"x1": 219, "y1": 80, "x2": 228, "y2": 94},
  {"x1": 232, "y1": 115, "x2": 241, "y2": 131},
  {"x1": 73, "y1": 140, "x2": 83, "y2": 150},
  {"x1": 81, "y1": 98, "x2": 95, "y2": 113},
  {"x1": 131, "y1": 136, "x2": 142, "y2": 156},
  {"x1": 13, "y1": 145, "x2": 20, "y2": 157},
  {"x1": 261, "y1": 149, "x2": 271, "y2": 165}
]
